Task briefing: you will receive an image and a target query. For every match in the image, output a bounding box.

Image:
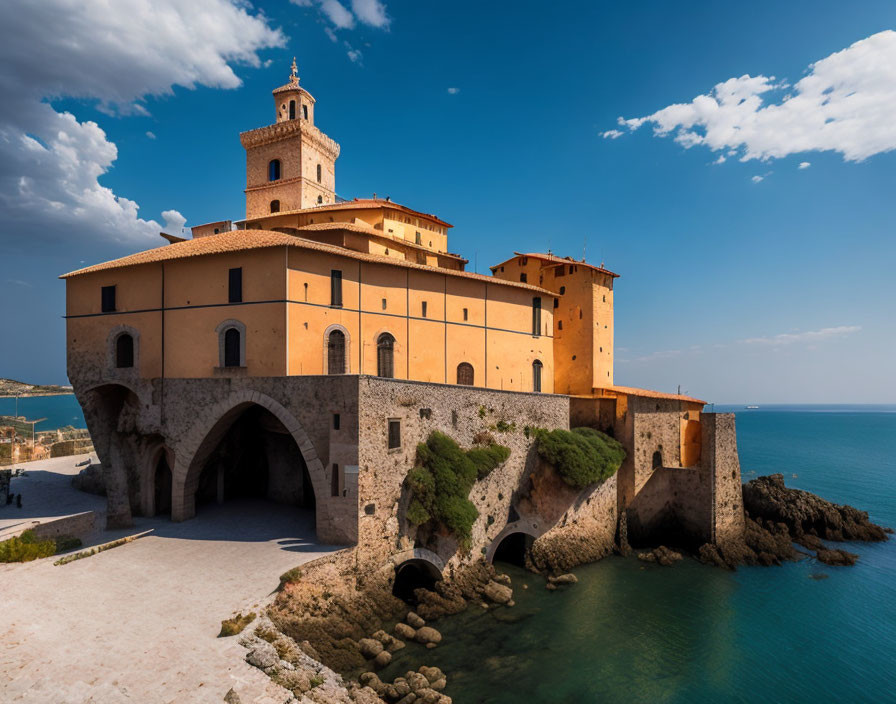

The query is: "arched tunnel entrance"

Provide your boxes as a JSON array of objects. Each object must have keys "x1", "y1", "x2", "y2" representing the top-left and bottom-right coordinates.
[
  {"x1": 491, "y1": 532, "x2": 535, "y2": 567},
  {"x1": 188, "y1": 404, "x2": 316, "y2": 523},
  {"x1": 392, "y1": 559, "x2": 443, "y2": 604}
]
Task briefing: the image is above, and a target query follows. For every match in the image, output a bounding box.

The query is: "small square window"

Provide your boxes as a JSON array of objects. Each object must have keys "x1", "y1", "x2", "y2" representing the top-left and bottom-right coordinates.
[
  {"x1": 101, "y1": 285, "x2": 116, "y2": 312},
  {"x1": 388, "y1": 419, "x2": 401, "y2": 449}
]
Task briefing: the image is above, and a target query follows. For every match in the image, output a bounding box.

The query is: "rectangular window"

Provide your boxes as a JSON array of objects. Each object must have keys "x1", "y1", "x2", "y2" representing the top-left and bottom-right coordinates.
[
  {"x1": 331, "y1": 464, "x2": 340, "y2": 497},
  {"x1": 330, "y1": 270, "x2": 343, "y2": 306},
  {"x1": 101, "y1": 285, "x2": 116, "y2": 312},
  {"x1": 520, "y1": 273, "x2": 528, "y2": 283},
  {"x1": 388, "y1": 419, "x2": 401, "y2": 450},
  {"x1": 415, "y1": 232, "x2": 422, "y2": 245},
  {"x1": 421, "y1": 301, "x2": 427, "y2": 318},
  {"x1": 463, "y1": 308, "x2": 468, "y2": 321},
  {"x1": 382, "y1": 298, "x2": 387, "y2": 310},
  {"x1": 302, "y1": 104, "x2": 308, "y2": 120},
  {"x1": 532, "y1": 297, "x2": 542, "y2": 336},
  {"x1": 228, "y1": 267, "x2": 242, "y2": 303},
  {"x1": 333, "y1": 413, "x2": 340, "y2": 430}
]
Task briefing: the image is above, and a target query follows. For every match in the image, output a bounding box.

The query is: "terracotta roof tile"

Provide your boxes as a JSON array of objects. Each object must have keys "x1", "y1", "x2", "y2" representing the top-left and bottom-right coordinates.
[
  {"x1": 492, "y1": 252, "x2": 619, "y2": 278},
  {"x1": 591, "y1": 385, "x2": 706, "y2": 405},
  {"x1": 59, "y1": 230, "x2": 555, "y2": 296},
  {"x1": 239, "y1": 198, "x2": 452, "y2": 229}
]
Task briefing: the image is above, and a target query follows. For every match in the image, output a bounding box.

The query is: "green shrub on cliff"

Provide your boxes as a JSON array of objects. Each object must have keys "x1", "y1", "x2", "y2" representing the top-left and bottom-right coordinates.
[
  {"x1": 405, "y1": 431, "x2": 511, "y2": 550},
  {"x1": 535, "y1": 427, "x2": 625, "y2": 489}
]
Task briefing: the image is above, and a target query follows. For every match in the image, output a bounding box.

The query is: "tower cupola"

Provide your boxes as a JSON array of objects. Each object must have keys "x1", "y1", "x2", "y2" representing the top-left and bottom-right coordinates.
[{"x1": 273, "y1": 57, "x2": 315, "y2": 124}]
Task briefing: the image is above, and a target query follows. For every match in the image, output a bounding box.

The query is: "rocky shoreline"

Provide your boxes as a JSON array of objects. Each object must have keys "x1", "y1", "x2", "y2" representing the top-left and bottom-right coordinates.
[{"x1": 234, "y1": 474, "x2": 890, "y2": 703}]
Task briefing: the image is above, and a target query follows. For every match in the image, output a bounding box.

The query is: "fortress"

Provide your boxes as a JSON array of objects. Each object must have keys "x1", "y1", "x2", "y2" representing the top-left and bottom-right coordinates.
[{"x1": 63, "y1": 63, "x2": 744, "y2": 577}]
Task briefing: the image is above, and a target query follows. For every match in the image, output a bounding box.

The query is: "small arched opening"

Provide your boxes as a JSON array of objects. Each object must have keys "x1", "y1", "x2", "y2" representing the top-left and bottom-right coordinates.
[
  {"x1": 289, "y1": 100, "x2": 296, "y2": 120},
  {"x1": 652, "y1": 448, "x2": 663, "y2": 470},
  {"x1": 115, "y1": 333, "x2": 134, "y2": 368},
  {"x1": 532, "y1": 359, "x2": 543, "y2": 393},
  {"x1": 456, "y1": 362, "x2": 474, "y2": 386},
  {"x1": 491, "y1": 531, "x2": 535, "y2": 567},
  {"x1": 392, "y1": 559, "x2": 442, "y2": 604},
  {"x1": 269, "y1": 159, "x2": 281, "y2": 182},
  {"x1": 153, "y1": 450, "x2": 173, "y2": 516},
  {"x1": 270, "y1": 199, "x2": 280, "y2": 213}
]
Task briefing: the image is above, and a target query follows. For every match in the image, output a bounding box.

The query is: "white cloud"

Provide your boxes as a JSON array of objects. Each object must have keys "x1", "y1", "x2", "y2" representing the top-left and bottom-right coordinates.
[
  {"x1": 609, "y1": 31, "x2": 896, "y2": 163},
  {"x1": 347, "y1": 49, "x2": 363, "y2": 63},
  {"x1": 0, "y1": 0, "x2": 283, "y2": 247},
  {"x1": 799, "y1": 161, "x2": 811, "y2": 169},
  {"x1": 751, "y1": 175, "x2": 764, "y2": 183},
  {"x1": 146, "y1": 131, "x2": 157, "y2": 140},
  {"x1": 318, "y1": 0, "x2": 355, "y2": 29},
  {"x1": 741, "y1": 325, "x2": 861, "y2": 346},
  {"x1": 351, "y1": 0, "x2": 390, "y2": 28},
  {"x1": 447, "y1": 87, "x2": 460, "y2": 95},
  {"x1": 601, "y1": 129, "x2": 623, "y2": 139}
]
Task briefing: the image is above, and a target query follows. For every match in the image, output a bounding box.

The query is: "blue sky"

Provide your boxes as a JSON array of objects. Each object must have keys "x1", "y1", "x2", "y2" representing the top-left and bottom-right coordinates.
[{"x1": 0, "y1": 0, "x2": 894, "y2": 403}]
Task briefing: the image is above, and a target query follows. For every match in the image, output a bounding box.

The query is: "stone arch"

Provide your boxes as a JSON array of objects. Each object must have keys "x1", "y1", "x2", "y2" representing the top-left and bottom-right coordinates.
[
  {"x1": 323, "y1": 323, "x2": 351, "y2": 374},
  {"x1": 172, "y1": 390, "x2": 328, "y2": 532},
  {"x1": 486, "y1": 519, "x2": 541, "y2": 565},
  {"x1": 390, "y1": 548, "x2": 445, "y2": 603},
  {"x1": 141, "y1": 444, "x2": 175, "y2": 517}
]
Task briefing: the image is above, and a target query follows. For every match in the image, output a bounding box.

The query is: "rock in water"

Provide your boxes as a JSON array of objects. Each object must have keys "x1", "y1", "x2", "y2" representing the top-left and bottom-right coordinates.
[
  {"x1": 358, "y1": 638, "x2": 383, "y2": 659},
  {"x1": 743, "y1": 474, "x2": 889, "y2": 543},
  {"x1": 394, "y1": 622, "x2": 416, "y2": 640},
  {"x1": 415, "y1": 626, "x2": 442, "y2": 645},
  {"x1": 548, "y1": 573, "x2": 578, "y2": 585},
  {"x1": 637, "y1": 546, "x2": 683, "y2": 566},
  {"x1": 406, "y1": 611, "x2": 426, "y2": 628},
  {"x1": 816, "y1": 548, "x2": 858, "y2": 566},
  {"x1": 481, "y1": 580, "x2": 513, "y2": 604}
]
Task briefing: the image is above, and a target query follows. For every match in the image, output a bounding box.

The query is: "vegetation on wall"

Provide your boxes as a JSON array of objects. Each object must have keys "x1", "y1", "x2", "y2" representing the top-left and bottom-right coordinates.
[
  {"x1": 534, "y1": 427, "x2": 625, "y2": 489},
  {"x1": 405, "y1": 431, "x2": 511, "y2": 550},
  {"x1": 0, "y1": 530, "x2": 80, "y2": 563}
]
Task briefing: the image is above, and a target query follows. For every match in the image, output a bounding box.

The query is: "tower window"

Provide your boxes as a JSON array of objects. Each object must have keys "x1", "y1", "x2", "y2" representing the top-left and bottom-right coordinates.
[
  {"x1": 558, "y1": 320, "x2": 563, "y2": 330},
  {"x1": 317, "y1": 163, "x2": 322, "y2": 183},
  {"x1": 303, "y1": 104, "x2": 308, "y2": 120},
  {"x1": 553, "y1": 298, "x2": 559, "y2": 309},
  {"x1": 377, "y1": 333, "x2": 395, "y2": 378},
  {"x1": 270, "y1": 199, "x2": 280, "y2": 213},
  {"x1": 317, "y1": 195, "x2": 323, "y2": 204},
  {"x1": 331, "y1": 464, "x2": 340, "y2": 497},
  {"x1": 289, "y1": 100, "x2": 296, "y2": 120},
  {"x1": 268, "y1": 159, "x2": 281, "y2": 181},
  {"x1": 532, "y1": 359, "x2": 543, "y2": 393},
  {"x1": 101, "y1": 285, "x2": 116, "y2": 313},
  {"x1": 330, "y1": 270, "x2": 343, "y2": 307},
  {"x1": 333, "y1": 413, "x2": 341, "y2": 430},
  {"x1": 415, "y1": 232, "x2": 422, "y2": 245},
  {"x1": 532, "y1": 297, "x2": 542, "y2": 336},
  {"x1": 228, "y1": 268, "x2": 242, "y2": 303},
  {"x1": 115, "y1": 334, "x2": 134, "y2": 369},
  {"x1": 559, "y1": 286, "x2": 566, "y2": 295},
  {"x1": 463, "y1": 308, "x2": 468, "y2": 321},
  {"x1": 421, "y1": 301, "x2": 428, "y2": 318},
  {"x1": 520, "y1": 273, "x2": 527, "y2": 283}
]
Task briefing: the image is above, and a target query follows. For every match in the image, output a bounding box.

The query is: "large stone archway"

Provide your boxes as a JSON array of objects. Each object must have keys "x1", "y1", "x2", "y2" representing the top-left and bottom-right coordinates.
[{"x1": 171, "y1": 390, "x2": 330, "y2": 535}]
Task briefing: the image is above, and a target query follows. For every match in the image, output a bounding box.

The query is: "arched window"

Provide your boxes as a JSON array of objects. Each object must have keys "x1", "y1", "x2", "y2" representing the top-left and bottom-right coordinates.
[
  {"x1": 115, "y1": 334, "x2": 134, "y2": 368},
  {"x1": 377, "y1": 333, "x2": 395, "y2": 378},
  {"x1": 652, "y1": 450, "x2": 663, "y2": 470},
  {"x1": 317, "y1": 195, "x2": 323, "y2": 204},
  {"x1": 532, "y1": 359, "x2": 543, "y2": 392},
  {"x1": 302, "y1": 104, "x2": 308, "y2": 120},
  {"x1": 456, "y1": 362, "x2": 474, "y2": 386},
  {"x1": 268, "y1": 159, "x2": 281, "y2": 182},
  {"x1": 328, "y1": 330, "x2": 346, "y2": 374},
  {"x1": 317, "y1": 163, "x2": 322, "y2": 183},
  {"x1": 224, "y1": 328, "x2": 241, "y2": 367},
  {"x1": 289, "y1": 100, "x2": 296, "y2": 120},
  {"x1": 270, "y1": 199, "x2": 280, "y2": 213}
]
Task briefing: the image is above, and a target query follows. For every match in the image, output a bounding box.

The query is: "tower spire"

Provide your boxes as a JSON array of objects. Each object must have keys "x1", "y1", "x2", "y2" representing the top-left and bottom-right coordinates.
[{"x1": 290, "y1": 57, "x2": 299, "y2": 84}]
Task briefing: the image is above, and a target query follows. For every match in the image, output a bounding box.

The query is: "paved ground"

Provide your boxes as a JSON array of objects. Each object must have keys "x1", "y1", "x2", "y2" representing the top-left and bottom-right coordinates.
[{"x1": 0, "y1": 455, "x2": 342, "y2": 703}]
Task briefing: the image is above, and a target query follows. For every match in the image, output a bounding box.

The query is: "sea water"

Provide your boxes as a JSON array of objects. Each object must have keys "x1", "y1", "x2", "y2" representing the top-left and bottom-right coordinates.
[
  {"x1": 0, "y1": 394, "x2": 86, "y2": 431},
  {"x1": 381, "y1": 406, "x2": 896, "y2": 704}
]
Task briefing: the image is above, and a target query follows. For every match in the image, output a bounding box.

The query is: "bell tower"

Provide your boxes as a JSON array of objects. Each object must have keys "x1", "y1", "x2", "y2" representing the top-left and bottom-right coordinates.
[{"x1": 240, "y1": 59, "x2": 341, "y2": 219}]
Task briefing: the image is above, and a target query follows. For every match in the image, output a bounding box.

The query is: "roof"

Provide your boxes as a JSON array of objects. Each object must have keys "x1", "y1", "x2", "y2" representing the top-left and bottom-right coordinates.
[
  {"x1": 491, "y1": 252, "x2": 619, "y2": 279},
  {"x1": 296, "y1": 222, "x2": 468, "y2": 262},
  {"x1": 590, "y1": 385, "x2": 706, "y2": 405},
  {"x1": 59, "y1": 229, "x2": 555, "y2": 296},
  {"x1": 238, "y1": 198, "x2": 453, "y2": 229},
  {"x1": 272, "y1": 80, "x2": 312, "y2": 97}
]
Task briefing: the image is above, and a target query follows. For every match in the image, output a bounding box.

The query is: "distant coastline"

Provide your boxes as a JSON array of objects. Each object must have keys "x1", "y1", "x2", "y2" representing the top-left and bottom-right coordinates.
[{"x1": 0, "y1": 378, "x2": 73, "y2": 399}]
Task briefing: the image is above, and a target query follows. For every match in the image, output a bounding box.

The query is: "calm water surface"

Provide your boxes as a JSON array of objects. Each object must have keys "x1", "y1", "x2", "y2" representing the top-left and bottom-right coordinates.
[
  {"x1": 0, "y1": 394, "x2": 86, "y2": 431},
  {"x1": 382, "y1": 406, "x2": 896, "y2": 704}
]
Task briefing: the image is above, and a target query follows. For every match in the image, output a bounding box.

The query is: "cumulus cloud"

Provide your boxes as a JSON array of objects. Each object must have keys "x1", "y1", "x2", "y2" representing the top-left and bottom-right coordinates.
[
  {"x1": 294, "y1": 0, "x2": 389, "y2": 31},
  {"x1": 799, "y1": 161, "x2": 811, "y2": 169},
  {"x1": 447, "y1": 87, "x2": 460, "y2": 95},
  {"x1": 0, "y1": 0, "x2": 283, "y2": 248},
  {"x1": 751, "y1": 175, "x2": 764, "y2": 183},
  {"x1": 605, "y1": 31, "x2": 896, "y2": 163},
  {"x1": 741, "y1": 326, "x2": 861, "y2": 346},
  {"x1": 602, "y1": 128, "x2": 623, "y2": 139},
  {"x1": 347, "y1": 49, "x2": 363, "y2": 63}
]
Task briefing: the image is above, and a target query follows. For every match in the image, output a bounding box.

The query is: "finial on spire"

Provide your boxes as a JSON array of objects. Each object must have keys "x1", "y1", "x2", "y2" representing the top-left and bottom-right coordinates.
[{"x1": 290, "y1": 57, "x2": 299, "y2": 84}]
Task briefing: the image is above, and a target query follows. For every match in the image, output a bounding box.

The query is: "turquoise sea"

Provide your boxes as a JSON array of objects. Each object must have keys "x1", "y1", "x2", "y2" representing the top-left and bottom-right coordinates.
[
  {"x1": 0, "y1": 394, "x2": 86, "y2": 431},
  {"x1": 382, "y1": 405, "x2": 896, "y2": 704}
]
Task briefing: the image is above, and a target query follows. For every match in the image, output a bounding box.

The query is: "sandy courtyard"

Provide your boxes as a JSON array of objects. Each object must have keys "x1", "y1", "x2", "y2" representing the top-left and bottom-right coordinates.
[{"x1": 0, "y1": 454, "x2": 341, "y2": 703}]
